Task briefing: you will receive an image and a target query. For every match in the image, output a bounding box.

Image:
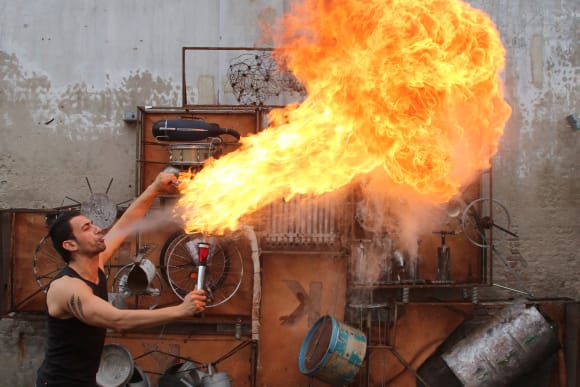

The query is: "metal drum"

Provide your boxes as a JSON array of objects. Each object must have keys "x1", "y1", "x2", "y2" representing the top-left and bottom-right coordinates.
[
  {"x1": 299, "y1": 315, "x2": 367, "y2": 386},
  {"x1": 169, "y1": 143, "x2": 213, "y2": 166},
  {"x1": 442, "y1": 304, "x2": 560, "y2": 387}
]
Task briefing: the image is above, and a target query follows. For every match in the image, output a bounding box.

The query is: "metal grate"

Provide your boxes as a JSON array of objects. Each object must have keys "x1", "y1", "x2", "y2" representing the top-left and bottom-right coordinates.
[{"x1": 259, "y1": 194, "x2": 345, "y2": 251}]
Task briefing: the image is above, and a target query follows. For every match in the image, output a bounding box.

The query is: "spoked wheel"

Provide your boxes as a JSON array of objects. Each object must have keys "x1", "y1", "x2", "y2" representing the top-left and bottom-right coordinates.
[
  {"x1": 33, "y1": 234, "x2": 111, "y2": 293},
  {"x1": 461, "y1": 198, "x2": 514, "y2": 248},
  {"x1": 110, "y1": 263, "x2": 163, "y2": 310},
  {"x1": 160, "y1": 232, "x2": 244, "y2": 308},
  {"x1": 33, "y1": 235, "x2": 65, "y2": 292}
]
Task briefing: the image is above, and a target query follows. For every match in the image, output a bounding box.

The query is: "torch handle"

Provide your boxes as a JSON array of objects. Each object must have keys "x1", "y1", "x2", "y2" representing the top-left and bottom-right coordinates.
[{"x1": 197, "y1": 265, "x2": 206, "y2": 291}]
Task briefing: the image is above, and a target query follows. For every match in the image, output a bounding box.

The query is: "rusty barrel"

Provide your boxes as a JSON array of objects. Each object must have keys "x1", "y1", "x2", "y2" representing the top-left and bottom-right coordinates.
[{"x1": 299, "y1": 315, "x2": 367, "y2": 386}]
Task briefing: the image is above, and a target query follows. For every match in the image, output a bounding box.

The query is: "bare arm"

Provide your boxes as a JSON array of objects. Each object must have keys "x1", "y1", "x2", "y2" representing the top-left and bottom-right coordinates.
[
  {"x1": 47, "y1": 277, "x2": 206, "y2": 332},
  {"x1": 100, "y1": 171, "x2": 177, "y2": 266}
]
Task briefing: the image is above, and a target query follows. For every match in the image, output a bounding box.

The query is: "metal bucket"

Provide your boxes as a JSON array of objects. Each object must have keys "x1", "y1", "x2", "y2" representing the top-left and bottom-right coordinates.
[
  {"x1": 96, "y1": 343, "x2": 135, "y2": 387},
  {"x1": 299, "y1": 315, "x2": 367, "y2": 386},
  {"x1": 126, "y1": 259, "x2": 157, "y2": 293},
  {"x1": 441, "y1": 304, "x2": 560, "y2": 387}
]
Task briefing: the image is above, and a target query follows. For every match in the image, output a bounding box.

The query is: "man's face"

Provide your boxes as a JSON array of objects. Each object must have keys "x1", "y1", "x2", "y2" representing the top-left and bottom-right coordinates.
[{"x1": 67, "y1": 215, "x2": 106, "y2": 257}]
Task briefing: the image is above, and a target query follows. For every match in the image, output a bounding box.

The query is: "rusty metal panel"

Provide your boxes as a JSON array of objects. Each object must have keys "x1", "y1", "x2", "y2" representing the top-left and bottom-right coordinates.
[
  {"x1": 0, "y1": 210, "x2": 14, "y2": 314},
  {"x1": 11, "y1": 211, "x2": 52, "y2": 311},
  {"x1": 258, "y1": 252, "x2": 347, "y2": 386}
]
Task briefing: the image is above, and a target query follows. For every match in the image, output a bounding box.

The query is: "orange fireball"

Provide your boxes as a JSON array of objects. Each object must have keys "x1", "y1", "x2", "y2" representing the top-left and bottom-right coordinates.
[{"x1": 176, "y1": 0, "x2": 511, "y2": 234}]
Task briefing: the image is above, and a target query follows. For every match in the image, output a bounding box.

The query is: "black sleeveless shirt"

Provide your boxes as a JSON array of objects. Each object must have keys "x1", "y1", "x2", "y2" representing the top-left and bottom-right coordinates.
[{"x1": 36, "y1": 266, "x2": 108, "y2": 387}]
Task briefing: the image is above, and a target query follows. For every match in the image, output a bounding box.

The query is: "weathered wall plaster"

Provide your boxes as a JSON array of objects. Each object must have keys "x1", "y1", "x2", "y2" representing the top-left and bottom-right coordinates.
[
  {"x1": 470, "y1": 0, "x2": 579, "y2": 299},
  {"x1": 0, "y1": 0, "x2": 284, "y2": 209}
]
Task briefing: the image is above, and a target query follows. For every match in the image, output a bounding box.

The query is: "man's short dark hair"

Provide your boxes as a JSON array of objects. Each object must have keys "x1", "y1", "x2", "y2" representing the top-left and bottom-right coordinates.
[{"x1": 49, "y1": 210, "x2": 81, "y2": 263}]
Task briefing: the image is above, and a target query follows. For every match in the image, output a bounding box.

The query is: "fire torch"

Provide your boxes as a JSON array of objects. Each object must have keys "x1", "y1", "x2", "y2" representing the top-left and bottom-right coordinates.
[{"x1": 197, "y1": 242, "x2": 210, "y2": 291}]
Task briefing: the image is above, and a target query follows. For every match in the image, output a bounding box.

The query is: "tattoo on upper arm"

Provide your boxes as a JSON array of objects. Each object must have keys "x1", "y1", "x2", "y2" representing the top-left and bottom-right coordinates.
[{"x1": 68, "y1": 294, "x2": 85, "y2": 320}]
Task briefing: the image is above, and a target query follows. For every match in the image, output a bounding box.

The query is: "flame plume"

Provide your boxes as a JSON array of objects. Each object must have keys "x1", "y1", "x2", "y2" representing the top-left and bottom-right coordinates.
[{"x1": 176, "y1": 0, "x2": 512, "y2": 234}]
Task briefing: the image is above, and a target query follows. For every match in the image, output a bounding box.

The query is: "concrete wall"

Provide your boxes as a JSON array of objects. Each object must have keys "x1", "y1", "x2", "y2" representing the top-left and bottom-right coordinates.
[
  {"x1": 0, "y1": 0, "x2": 287, "y2": 210},
  {"x1": 0, "y1": 317, "x2": 47, "y2": 387},
  {"x1": 469, "y1": 0, "x2": 579, "y2": 300}
]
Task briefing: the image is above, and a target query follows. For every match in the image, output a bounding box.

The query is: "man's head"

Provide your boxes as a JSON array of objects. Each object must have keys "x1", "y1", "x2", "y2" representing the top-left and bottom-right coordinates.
[{"x1": 49, "y1": 210, "x2": 81, "y2": 263}]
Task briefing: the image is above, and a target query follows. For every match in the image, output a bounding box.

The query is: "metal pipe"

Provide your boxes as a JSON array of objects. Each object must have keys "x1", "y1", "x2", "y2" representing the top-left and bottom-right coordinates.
[
  {"x1": 250, "y1": 340, "x2": 258, "y2": 387},
  {"x1": 242, "y1": 226, "x2": 261, "y2": 387},
  {"x1": 365, "y1": 308, "x2": 371, "y2": 387},
  {"x1": 493, "y1": 282, "x2": 531, "y2": 296},
  {"x1": 182, "y1": 46, "x2": 274, "y2": 52},
  {"x1": 181, "y1": 47, "x2": 187, "y2": 107},
  {"x1": 390, "y1": 349, "x2": 430, "y2": 387},
  {"x1": 243, "y1": 226, "x2": 261, "y2": 342}
]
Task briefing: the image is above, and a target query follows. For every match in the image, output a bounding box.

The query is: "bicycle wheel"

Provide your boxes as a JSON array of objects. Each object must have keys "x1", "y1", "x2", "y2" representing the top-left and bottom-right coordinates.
[
  {"x1": 33, "y1": 235, "x2": 65, "y2": 292},
  {"x1": 461, "y1": 198, "x2": 513, "y2": 248},
  {"x1": 33, "y1": 234, "x2": 112, "y2": 293},
  {"x1": 160, "y1": 232, "x2": 244, "y2": 308}
]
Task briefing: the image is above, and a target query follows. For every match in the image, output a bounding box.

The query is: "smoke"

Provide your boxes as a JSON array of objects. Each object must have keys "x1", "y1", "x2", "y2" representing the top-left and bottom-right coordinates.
[
  {"x1": 176, "y1": 0, "x2": 510, "y2": 237},
  {"x1": 350, "y1": 167, "x2": 462, "y2": 284},
  {"x1": 105, "y1": 205, "x2": 184, "y2": 240},
  {"x1": 356, "y1": 168, "x2": 450, "y2": 255}
]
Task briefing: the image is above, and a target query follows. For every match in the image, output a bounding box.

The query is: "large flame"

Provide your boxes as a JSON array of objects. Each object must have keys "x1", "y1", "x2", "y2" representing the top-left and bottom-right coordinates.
[{"x1": 176, "y1": 0, "x2": 511, "y2": 234}]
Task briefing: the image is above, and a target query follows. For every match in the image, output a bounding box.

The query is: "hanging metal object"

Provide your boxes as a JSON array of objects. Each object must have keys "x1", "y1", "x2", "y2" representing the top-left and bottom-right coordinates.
[{"x1": 80, "y1": 177, "x2": 118, "y2": 230}]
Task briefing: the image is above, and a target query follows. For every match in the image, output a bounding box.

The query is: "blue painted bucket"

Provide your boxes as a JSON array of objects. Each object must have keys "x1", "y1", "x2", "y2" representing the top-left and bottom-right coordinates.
[{"x1": 299, "y1": 315, "x2": 367, "y2": 386}]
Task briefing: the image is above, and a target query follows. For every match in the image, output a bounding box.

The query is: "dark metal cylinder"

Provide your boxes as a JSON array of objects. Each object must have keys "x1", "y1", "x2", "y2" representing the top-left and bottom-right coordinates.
[{"x1": 436, "y1": 246, "x2": 451, "y2": 281}]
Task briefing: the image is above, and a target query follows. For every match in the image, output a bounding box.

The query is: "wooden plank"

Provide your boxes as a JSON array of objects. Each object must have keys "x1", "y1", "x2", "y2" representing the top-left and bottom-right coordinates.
[
  {"x1": 12, "y1": 211, "x2": 53, "y2": 311},
  {"x1": 0, "y1": 210, "x2": 14, "y2": 313}
]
